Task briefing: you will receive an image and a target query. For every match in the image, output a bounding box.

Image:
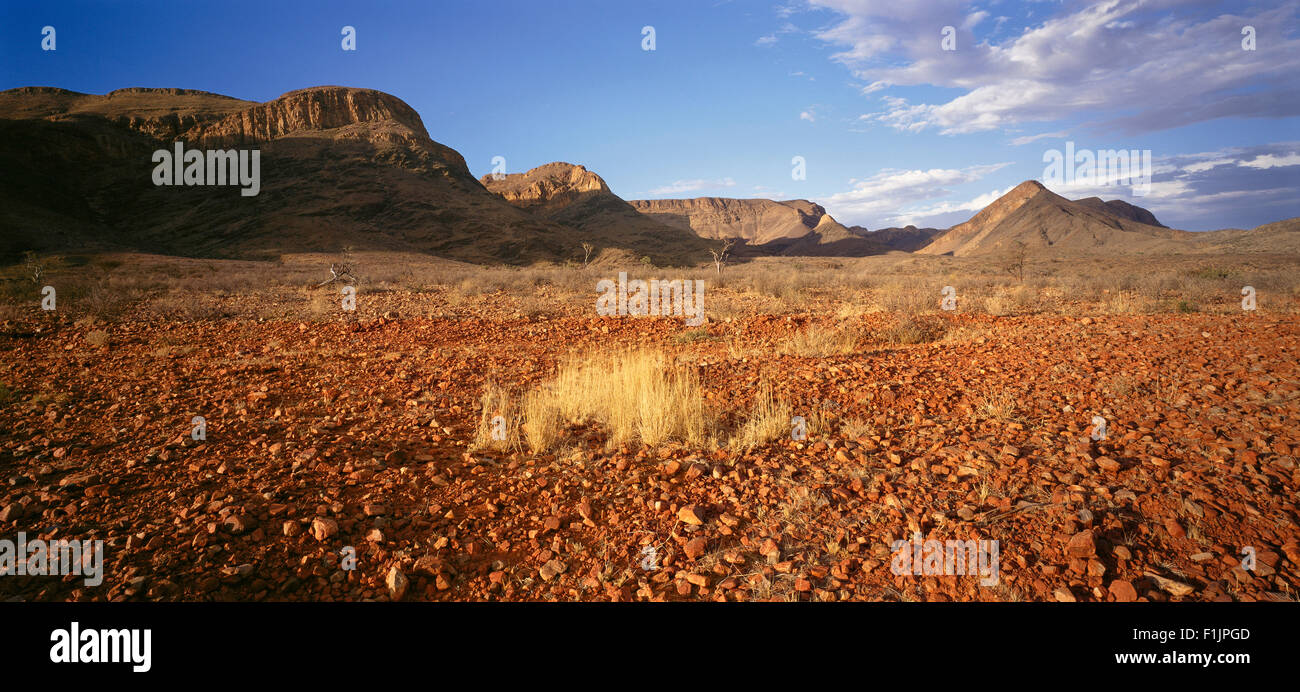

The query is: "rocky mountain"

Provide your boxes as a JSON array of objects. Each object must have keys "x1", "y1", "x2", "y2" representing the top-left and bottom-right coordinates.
[
  {"x1": 480, "y1": 162, "x2": 713, "y2": 264},
  {"x1": 0, "y1": 86, "x2": 701, "y2": 265},
  {"x1": 628, "y1": 197, "x2": 885, "y2": 256},
  {"x1": 848, "y1": 225, "x2": 944, "y2": 253},
  {"x1": 916, "y1": 181, "x2": 1193, "y2": 256}
]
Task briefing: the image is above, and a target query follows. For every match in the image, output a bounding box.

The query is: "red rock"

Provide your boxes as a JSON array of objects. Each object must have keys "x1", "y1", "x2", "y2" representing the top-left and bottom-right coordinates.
[
  {"x1": 223, "y1": 514, "x2": 256, "y2": 534},
  {"x1": 386, "y1": 566, "x2": 408, "y2": 601},
  {"x1": 1065, "y1": 530, "x2": 1096, "y2": 558},
  {"x1": 1108, "y1": 580, "x2": 1138, "y2": 602},
  {"x1": 539, "y1": 560, "x2": 566, "y2": 582},
  {"x1": 311, "y1": 517, "x2": 339, "y2": 542},
  {"x1": 684, "y1": 537, "x2": 707, "y2": 560},
  {"x1": 678, "y1": 505, "x2": 704, "y2": 525}
]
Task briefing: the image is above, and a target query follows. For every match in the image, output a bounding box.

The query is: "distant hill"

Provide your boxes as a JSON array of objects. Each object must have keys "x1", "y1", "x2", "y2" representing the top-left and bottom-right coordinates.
[
  {"x1": 480, "y1": 162, "x2": 713, "y2": 265},
  {"x1": 917, "y1": 181, "x2": 1195, "y2": 256},
  {"x1": 628, "y1": 197, "x2": 885, "y2": 256},
  {"x1": 847, "y1": 225, "x2": 944, "y2": 252}
]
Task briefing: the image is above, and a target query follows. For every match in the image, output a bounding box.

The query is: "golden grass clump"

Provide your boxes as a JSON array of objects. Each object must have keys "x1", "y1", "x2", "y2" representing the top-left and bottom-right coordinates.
[
  {"x1": 473, "y1": 380, "x2": 521, "y2": 452},
  {"x1": 523, "y1": 349, "x2": 710, "y2": 452},
  {"x1": 776, "y1": 323, "x2": 866, "y2": 357},
  {"x1": 731, "y1": 381, "x2": 795, "y2": 449},
  {"x1": 876, "y1": 314, "x2": 948, "y2": 345}
]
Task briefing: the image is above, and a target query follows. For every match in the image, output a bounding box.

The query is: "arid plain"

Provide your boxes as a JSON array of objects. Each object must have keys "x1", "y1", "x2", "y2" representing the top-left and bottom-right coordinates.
[{"x1": 1, "y1": 248, "x2": 1297, "y2": 602}]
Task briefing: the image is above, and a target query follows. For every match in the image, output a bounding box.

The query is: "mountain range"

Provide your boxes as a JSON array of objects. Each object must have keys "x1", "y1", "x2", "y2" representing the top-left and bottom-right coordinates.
[{"x1": 1, "y1": 85, "x2": 1296, "y2": 264}]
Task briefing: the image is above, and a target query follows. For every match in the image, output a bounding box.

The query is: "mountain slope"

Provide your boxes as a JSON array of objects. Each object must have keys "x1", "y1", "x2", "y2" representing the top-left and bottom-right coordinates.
[{"x1": 0, "y1": 86, "x2": 598, "y2": 264}]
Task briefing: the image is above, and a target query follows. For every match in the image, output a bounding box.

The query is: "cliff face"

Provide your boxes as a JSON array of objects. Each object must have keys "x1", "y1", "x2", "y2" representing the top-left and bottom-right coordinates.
[
  {"x1": 481, "y1": 162, "x2": 612, "y2": 213},
  {"x1": 629, "y1": 197, "x2": 823, "y2": 245},
  {"x1": 183, "y1": 86, "x2": 433, "y2": 146}
]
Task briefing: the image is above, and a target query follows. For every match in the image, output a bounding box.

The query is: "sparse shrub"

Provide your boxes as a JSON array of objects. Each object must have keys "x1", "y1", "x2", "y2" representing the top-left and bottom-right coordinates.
[
  {"x1": 983, "y1": 294, "x2": 1012, "y2": 317},
  {"x1": 876, "y1": 314, "x2": 947, "y2": 345},
  {"x1": 84, "y1": 329, "x2": 109, "y2": 348},
  {"x1": 873, "y1": 280, "x2": 934, "y2": 314},
  {"x1": 77, "y1": 282, "x2": 135, "y2": 321},
  {"x1": 673, "y1": 328, "x2": 715, "y2": 344},
  {"x1": 1190, "y1": 266, "x2": 1232, "y2": 280},
  {"x1": 979, "y1": 390, "x2": 1019, "y2": 420}
]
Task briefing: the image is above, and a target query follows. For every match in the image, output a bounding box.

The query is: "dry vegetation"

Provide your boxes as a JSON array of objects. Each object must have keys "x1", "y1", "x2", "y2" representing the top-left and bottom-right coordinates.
[{"x1": 4, "y1": 250, "x2": 1295, "y2": 327}]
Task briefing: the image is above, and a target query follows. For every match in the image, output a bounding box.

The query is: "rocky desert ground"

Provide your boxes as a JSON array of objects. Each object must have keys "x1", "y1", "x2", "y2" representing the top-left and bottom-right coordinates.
[{"x1": 1, "y1": 250, "x2": 1296, "y2": 603}]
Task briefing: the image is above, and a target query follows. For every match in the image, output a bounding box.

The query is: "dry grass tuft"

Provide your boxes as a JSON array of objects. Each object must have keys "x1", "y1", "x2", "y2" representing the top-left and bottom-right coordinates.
[
  {"x1": 84, "y1": 329, "x2": 110, "y2": 348},
  {"x1": 731, "y1": 381, "x2": 795, "y2": 448},
  {"x1": 875, "y1": 314, "x2": 948, "y2": 345},
  {"x1": 776, "y1": 323, "x2": 865, "y2": 357},
  {"x1": 522, "y1": 349, "x2": 710, "y2": 451},
  {"x1": 979, "y1": 389, "x2": 1019, "y2": 420},
  {"x1": 473, "y1": 380, "x2": 522, "y2": 452}
]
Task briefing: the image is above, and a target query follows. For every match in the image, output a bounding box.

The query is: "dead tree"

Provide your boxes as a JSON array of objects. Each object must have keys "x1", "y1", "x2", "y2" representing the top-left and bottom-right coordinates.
[
  {"x1": 22, "y1": 251, "x2": 42, "y2": 284},
  {"x1": 710, "y1": 238, "x2": 735, "y2": 279},
  {"x1": 1004, "y1": 240, "x2": 1027, "y2": 283},
  {"x1": 581, "y1": 242, "x2": 595, "y2": 269},
  {"x1": 317, "y1": 247, "x2": 357, "y2": 286}
]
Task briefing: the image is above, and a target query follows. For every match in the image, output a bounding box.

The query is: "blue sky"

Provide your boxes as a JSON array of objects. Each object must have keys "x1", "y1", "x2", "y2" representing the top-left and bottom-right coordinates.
[{"x1": 2, "y1": 0, "x2": 1297, "y2": 231}]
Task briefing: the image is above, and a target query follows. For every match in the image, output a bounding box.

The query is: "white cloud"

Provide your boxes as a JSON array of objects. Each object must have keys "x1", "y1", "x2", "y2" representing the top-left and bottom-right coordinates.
[
  {"x1": 756, "y1": 21, "x2": 800, "y2": 46},
  {"x1": 800, "y1": 110, "x2": 816, "y2": 122},
  {"x1": 1009, "y1": 130, "x2": 1070, "y2": 146},
  {"x1": 818, "y1": 162, "x2": 1011, "y2": 227},
  {"x1": 1241, "y1": 152, "x2": 1300, "y2": 169},
  {"x1": 648, "y1": 177, "x2": 737, "y2": 195},
  {"x1": 1045, "y1": 142, "x2": 1300, "y2": 228},
  {"x1": 887, "y1": 184, "x2": 1017, "y2": 227},
  {"x1": 811, "y1": 0, "x2": 1300, "y2": 135}
]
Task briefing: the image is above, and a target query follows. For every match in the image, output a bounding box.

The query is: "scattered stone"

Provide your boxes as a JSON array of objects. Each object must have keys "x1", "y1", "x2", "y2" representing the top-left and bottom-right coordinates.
[
  {"x1": 539, "y1": 560, "x2": 566, "y2": 582},
  {"x1": 386, "y1": 566, "x2": 408, "y2": 601},
  {"x1": 1108, "y1": 580, "x2": 1138, "y2": 602},
  {"x1": 678, "y1": 505, "x2": 704, "y2": 525},
  {"x1": 311, "y1": 517, "x2": 339, "y2": 542}
]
